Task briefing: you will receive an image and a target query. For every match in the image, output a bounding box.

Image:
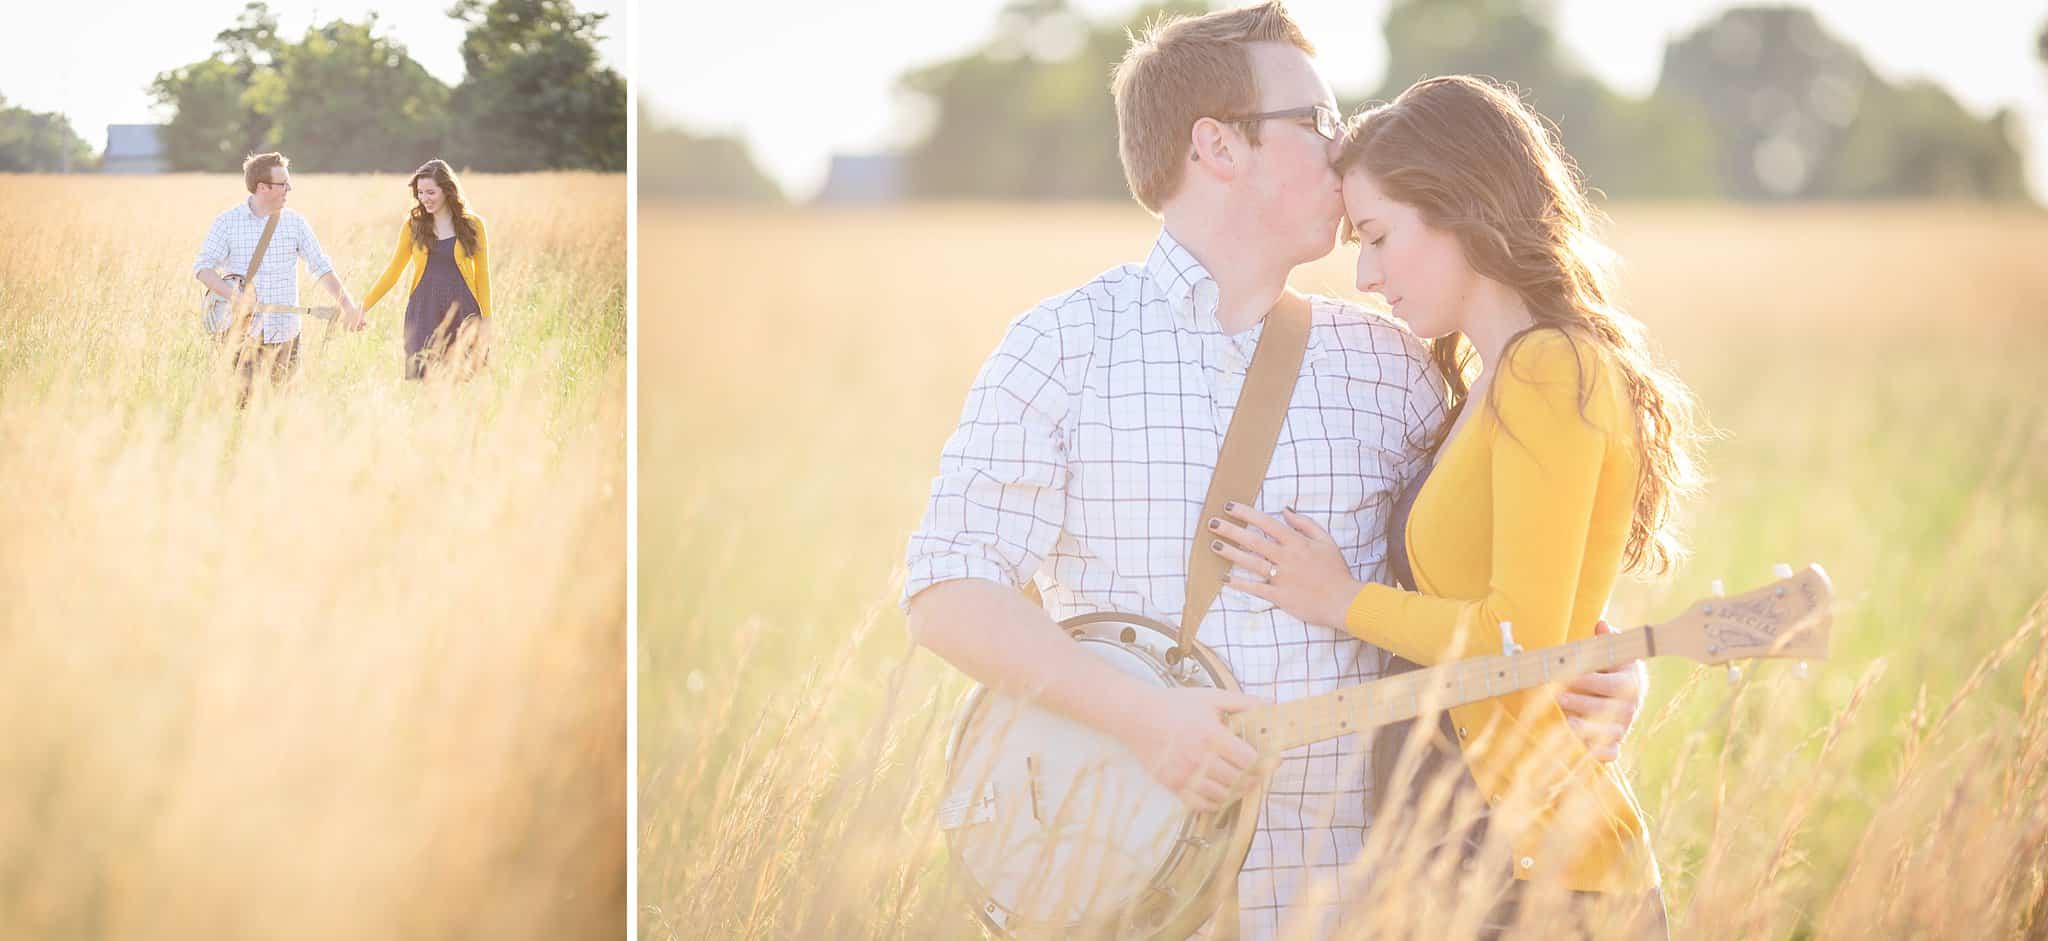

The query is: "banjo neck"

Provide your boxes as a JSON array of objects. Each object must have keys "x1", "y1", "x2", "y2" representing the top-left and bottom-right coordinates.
[
  {"x1": 1230, "y1": 564, "x2": 1833, "y2": 754},
  {"x1": 1232, "y1": 627, "x2": 1656, "y2": 753}
]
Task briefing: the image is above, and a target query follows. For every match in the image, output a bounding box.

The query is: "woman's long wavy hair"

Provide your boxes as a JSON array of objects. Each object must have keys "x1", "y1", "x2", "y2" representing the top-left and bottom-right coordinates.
[
  {"x1": 407, "y1": 159, "x2": 479, "y2": 257},
  {"x1": 1334, "y1": 75, "x2": 1703, "y2": 575}
]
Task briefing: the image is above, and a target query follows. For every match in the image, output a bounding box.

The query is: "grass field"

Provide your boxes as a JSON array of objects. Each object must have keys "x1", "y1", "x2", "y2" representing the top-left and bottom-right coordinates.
[
  {"x1": 640, "y1": 202, "x2": 2048, "y2": 939},
  {"x1": 0, "y1": 172, "x2": 626, "y2": 939}
]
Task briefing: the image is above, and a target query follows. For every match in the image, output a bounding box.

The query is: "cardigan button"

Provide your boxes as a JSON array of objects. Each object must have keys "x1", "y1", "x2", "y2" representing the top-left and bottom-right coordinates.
[
  {"x1": 1489, "y1": 795, "x2": 1502, "y2": 806},
  {"x1": 1457, "y1": 726, "x2": 1468, "y2": 738},
  {"x1": 1519, "y1": 857, "x2": 1535, "y2": 870}
]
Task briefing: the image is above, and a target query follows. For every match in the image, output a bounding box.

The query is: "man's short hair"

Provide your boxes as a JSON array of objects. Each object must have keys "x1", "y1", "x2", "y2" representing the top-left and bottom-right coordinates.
[
  {"x1": 243, "y1": 152, "x2": 290, "y2": 194},
  {"x1": 1110, "y1": 2, "x2": 1315, "y2": 213}
]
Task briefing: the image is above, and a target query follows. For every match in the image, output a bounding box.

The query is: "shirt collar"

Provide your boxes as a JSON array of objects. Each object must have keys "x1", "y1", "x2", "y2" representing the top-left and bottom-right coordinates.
[
  {"x1": 1142, "y1": 228, "x2": 1326, "y2": 365},
  {"x1": 241, "y1": 198, "x2": 283, "y2": 222},
  {"x1": 1144, "y1": 228, "x2": 1224, "y2": 331}
]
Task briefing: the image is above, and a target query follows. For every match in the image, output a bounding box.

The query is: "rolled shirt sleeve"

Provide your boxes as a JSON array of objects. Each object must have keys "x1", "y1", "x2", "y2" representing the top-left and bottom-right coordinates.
[
  {"x1": 194, "y1": 214, "x2": 230, "y2": 274},
  {"x1": 295, "y1": 214, "x2": 334, "y2": 278},
  {"x1": 901, "y1": 304, "x2": 1077, "y2": 611}
]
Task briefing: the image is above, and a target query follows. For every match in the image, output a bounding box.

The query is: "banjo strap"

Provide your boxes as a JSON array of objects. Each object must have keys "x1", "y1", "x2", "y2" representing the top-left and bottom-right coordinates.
[
  {"x1": 1174, "y1": 289, "x2": 1312, "y2": 656},
  {"x1": 243, "y1": 208, "x2": 281, "y2": 293},
  {"x1": 229, "y1": 208, "x2": 282, "y2": 334}
]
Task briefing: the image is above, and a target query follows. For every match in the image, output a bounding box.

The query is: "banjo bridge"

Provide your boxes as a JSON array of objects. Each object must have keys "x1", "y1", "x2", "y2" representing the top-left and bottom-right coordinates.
[{"x1": 1025, "y1": 755, "x2": 1045, "y2": 825}]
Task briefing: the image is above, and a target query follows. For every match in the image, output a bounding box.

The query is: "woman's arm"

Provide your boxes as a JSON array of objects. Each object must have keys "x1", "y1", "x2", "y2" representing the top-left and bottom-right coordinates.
[
  {"x1": 1215, "y1": 335, "x2": 1646, "y2": 756},
  {"x1": 1218, "y1": 332, "x2": 1612, "y2": 666},
  {"x1": 1346, "y1": 332, "x2": 1609, "y2": 664},
  {"x1": 360, "y1": 223, "x2": 413, "y2": 313},
  {"x1": 471, "y1": 215, "x2": 491, "y2": 318}
]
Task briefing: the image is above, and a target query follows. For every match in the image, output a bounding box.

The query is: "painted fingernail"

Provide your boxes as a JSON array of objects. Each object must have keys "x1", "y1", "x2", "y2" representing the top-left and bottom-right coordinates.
[
  {"x1": 1285, "y1": 504, "x2": 1297, "y2": 514},
  {"x1": 1212, "y1": 540, "x2": 1224, "y2": 551},
  {"x1": 1207, "y1": 519, "x2": 1219, "y2": 530},
  {"x1": 1224, "y1": 501, "x2": 1236, "y2": 511}
]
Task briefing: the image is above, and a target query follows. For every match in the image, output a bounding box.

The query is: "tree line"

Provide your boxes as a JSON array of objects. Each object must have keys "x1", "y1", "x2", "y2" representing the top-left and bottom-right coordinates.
[
  {"x1": 645, "y1": 0, "x2": 2045, "y2": 204},
  {"x1": 1, "y1": 0, "x2": 624, "y2": 174}
]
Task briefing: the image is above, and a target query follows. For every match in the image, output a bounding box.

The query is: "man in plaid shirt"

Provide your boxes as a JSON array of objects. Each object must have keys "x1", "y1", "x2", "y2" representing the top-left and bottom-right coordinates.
[
  {"x1": 902, "y1": 5, "x2": 1649, "y2": 938},
  {"x1": 193, "y1": 152, "x2": 365, "y2": 398}
]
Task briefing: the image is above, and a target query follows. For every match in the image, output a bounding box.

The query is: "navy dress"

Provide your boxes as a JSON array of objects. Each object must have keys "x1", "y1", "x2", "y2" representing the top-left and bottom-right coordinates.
[{"x1": 403, "y1": 235, "x2": 482, "y2": 380}]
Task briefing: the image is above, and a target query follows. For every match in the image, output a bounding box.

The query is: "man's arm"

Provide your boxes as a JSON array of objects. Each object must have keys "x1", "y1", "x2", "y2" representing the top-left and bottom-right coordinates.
[
  {"x1": 298, "y1": 217, "x2": 363, "y2": 329},
  {"x1": 193, "y1": 215, "x2": 235, "y2": 302},
  {"x1": 317, "y1": 271, "x2": 364, "y2": 329},
  {"x1": 903, "y1": 304, "x2": 1258, "y2": 810},
  {"x1": 196, "y1": 269, "x2": 237, "y2": 301},
  {"x1": 909, "y1": 580, "x2": 1260, "y2": 811},
  {"x1": 1559, "y1": 619, "x2": 1647, "y2": 762}
]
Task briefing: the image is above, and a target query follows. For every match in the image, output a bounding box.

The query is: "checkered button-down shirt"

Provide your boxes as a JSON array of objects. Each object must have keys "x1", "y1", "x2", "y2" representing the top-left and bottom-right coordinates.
[
  {"x1": 193, "y1": 200, "x2": 334, "y2": 343},
  {"x1": 904, "y1": 228, "x2": 1448, "y2": 940}
]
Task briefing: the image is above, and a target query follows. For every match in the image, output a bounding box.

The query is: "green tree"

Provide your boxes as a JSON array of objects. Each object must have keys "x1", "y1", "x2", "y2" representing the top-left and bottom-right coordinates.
[
  {"x1": 1821, "y1": 82, "x2": 2030, "y2": 201},
  {"x1": 898, "y1": 0, "x2": 1718, "y2": 202},
  {"x1": 900, "y1": 0, "x2": 1203, "y2": 201},
  {"x1": 1659, "y1": 6, "x2": 2027, "y2": 202},
  {"x1": 265, "y1": 15, "x2": 449, "y2": 172},
  {"x1": 151, "y1": 0, "x2": 618, "y2": 174},
  {"x1": 446, "y1": 0, "x2": 626, "y2": 172},
  {"x1": 1366, "y1": 0, "x2": 1720, "y2": 200},
  {"x1": 150, "y1": 2, "x2": 283, "y2": 171},
  {"x1": 639, "y1": 107, "x2": 782, "y2": 204},
  {"x1": 0, "y1": 95, "x2": 91, "y2": 172}
]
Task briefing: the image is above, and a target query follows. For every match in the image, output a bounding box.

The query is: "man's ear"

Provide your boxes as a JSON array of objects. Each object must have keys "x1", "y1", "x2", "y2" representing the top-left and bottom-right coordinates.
[{"x1": 1188, "y1": 117, "x2": 1238, "y2": 181}]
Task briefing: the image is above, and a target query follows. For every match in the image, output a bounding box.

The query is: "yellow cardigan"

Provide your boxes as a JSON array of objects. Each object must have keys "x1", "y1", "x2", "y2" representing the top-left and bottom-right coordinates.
[
  {"x1": 361, "y1": 213, "x2": 492, "y2": 318},
  {"x1": 1346, "y1": 328, "x2": 1660, "y2": 894}
]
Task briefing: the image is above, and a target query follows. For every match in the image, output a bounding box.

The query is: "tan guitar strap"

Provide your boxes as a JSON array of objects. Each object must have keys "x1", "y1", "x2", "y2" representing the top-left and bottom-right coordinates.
[
  {"x1": 1183, "y1": 290, "x2": 1310, "y2": 941},
  {"x1": 1173, "y1": 289, "x2": 1312, "y2": 657},
  {"x1": 228, "y1": 209, "x2": 281, "y2": 340}
]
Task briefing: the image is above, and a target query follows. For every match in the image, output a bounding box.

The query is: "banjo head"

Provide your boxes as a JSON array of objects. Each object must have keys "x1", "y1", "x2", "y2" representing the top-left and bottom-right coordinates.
[
  {"x1": 942, "y1": 612, "x2": 1265, "y2": 940},
  {"x1": 201, "y1": 272, "x2": 245, "y2": 332}
]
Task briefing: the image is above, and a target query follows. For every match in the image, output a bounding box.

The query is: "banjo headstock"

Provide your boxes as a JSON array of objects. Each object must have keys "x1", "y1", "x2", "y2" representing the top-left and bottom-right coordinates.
[{"x1": 1653, "y1": 563, "x2": 1834, "y2": 666}]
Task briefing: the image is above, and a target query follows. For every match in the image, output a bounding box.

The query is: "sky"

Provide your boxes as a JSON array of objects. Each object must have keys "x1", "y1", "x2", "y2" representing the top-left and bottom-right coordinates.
[
  {"x1": 642, "y1": 0, "x2": 2048, "y2": 203},
  {"x1": 0, "y1": 0, "x2": 628, "y2": 156}
]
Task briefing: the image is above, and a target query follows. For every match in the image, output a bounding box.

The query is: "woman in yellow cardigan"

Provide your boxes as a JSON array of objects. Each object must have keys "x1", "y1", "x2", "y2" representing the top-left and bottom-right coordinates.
[
  {"x1": 361, "y1": 159, "x2": 491, "y2": 379},
  {"x1": 1210, "y1": 76, "x2": 1700, "y2": 937}
]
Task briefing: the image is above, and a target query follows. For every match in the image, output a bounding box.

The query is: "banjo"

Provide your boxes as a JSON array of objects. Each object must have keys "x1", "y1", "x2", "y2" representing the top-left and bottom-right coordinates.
[{"x1": 940, "y1": 565, "x2": 1834, "y2": 939}]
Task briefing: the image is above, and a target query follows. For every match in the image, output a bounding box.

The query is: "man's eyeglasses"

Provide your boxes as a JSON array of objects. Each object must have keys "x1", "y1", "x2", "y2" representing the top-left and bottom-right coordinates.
[
  {"x1": 1217, "y1": 104, "x2": 1343, "y2": 142},
  {"x1": 258, "y1": 181, "x2": 294, "y2": 192}
]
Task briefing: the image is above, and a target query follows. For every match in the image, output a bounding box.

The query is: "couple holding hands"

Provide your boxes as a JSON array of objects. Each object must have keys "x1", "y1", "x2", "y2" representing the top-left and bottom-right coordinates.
[{"x1": 194, "y1": 152, "x2": 493, "y2": 390}]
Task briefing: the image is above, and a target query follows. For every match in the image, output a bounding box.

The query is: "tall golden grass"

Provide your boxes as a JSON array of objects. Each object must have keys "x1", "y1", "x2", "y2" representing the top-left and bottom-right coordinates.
[
  {"x1": 0, "y1": 172, "x2": 625, "y2": 939},
  {"x1": 640, "y1": 203, "x2": 2048, "y2": 939}
]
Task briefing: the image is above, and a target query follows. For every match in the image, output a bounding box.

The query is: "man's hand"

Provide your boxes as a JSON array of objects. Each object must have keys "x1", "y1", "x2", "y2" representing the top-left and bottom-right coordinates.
[
  {"x1": 1559, "y1": 619, "x2": 1646, "y2": 762},
  {"x1": 1116, "y1": 685, "x2": 1264, "y2": 812},
  {"x1": 196, "y1": 269, "x2": 237, "y2": 303},
  {"x1": 317, "y1": 272, "x2": 363, "y2": 331}
]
